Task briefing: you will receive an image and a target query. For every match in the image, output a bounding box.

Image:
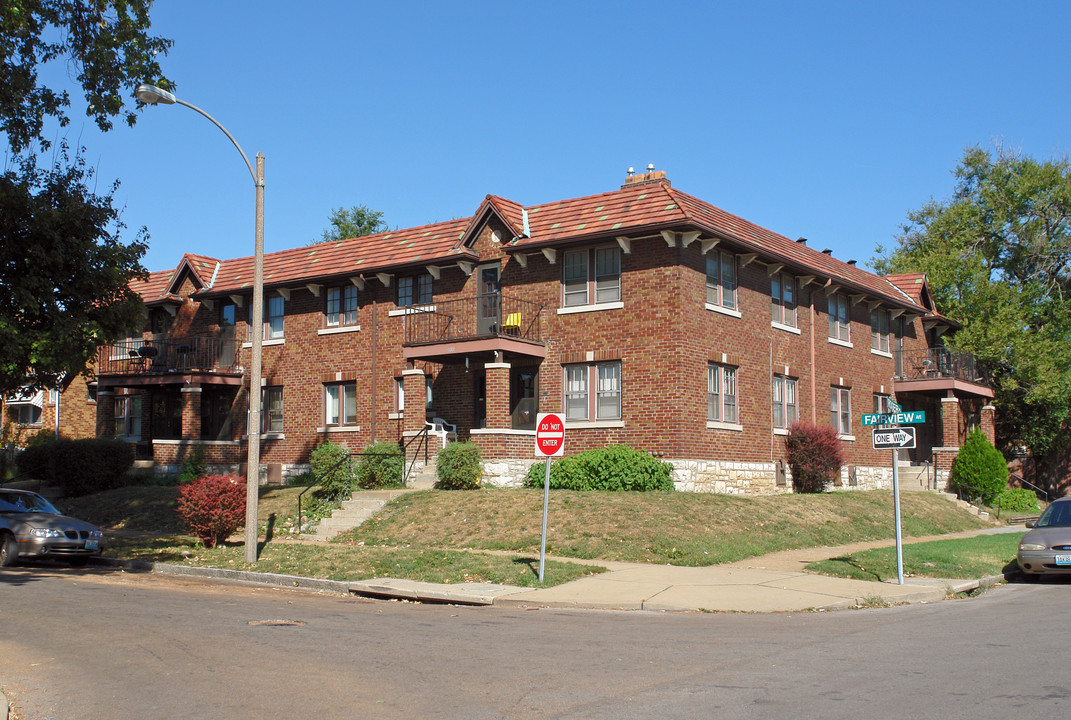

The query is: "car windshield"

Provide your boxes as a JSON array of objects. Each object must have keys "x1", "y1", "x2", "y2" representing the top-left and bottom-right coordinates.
[
  {"x1": 0, "y1": 491, "x2": 60, "y2": 514},
  {"x1": 1036, "y1": 502, "x2": 1071, "y2": 528}
]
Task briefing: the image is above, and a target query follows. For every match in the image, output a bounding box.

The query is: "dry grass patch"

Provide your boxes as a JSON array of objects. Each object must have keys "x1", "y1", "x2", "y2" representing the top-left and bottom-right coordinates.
[{"x1": 338, "y1": 488, "x2": 991, "y2": 565}]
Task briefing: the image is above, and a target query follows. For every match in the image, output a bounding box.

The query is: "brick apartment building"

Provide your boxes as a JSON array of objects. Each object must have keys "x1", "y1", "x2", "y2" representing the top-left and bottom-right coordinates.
[{"x1": 6, "y1": 170, "x2": 995, "y2": 492}]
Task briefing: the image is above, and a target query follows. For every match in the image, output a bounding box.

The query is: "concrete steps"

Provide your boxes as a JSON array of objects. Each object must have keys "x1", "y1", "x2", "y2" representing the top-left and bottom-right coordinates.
[
  {"x1": 938, "y1": 491, "x2": 990, "y2": 520},
  {"x1": 307, "y1": 488, "x2": 415, "y2": 541}
]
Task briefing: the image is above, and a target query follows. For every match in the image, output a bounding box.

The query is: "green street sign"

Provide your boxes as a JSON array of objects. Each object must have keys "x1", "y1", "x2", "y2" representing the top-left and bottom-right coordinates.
[{"x1": 861, "y1": 411, "x2": 926, "y2": 426}]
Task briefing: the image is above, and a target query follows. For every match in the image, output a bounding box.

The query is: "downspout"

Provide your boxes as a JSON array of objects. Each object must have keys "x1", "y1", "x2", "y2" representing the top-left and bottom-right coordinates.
[
  {"x1": 810, "y1": 290, "x2": 816, "y2": 422},
  {"x1": 54, "y1": 387, "x2": 60, "y2": 439},
  {"x1": 370, "y1": 299, "x2": 377, "y2": 443}
]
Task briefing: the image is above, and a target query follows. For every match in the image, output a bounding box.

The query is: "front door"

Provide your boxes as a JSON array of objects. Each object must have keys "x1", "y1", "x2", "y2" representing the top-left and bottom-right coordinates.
[{"x1": 477, "y1": 264, "x2": 501, "y2": 336}]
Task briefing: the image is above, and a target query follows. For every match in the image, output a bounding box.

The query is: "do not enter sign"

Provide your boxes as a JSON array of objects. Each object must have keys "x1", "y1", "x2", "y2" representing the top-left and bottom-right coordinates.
[{"x1": 535, "y1": 413, "x2": 565, "y2": 457}]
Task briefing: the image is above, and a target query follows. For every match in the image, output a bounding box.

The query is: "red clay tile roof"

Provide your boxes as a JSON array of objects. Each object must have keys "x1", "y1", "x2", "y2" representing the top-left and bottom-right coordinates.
[
  {"x1": 143, "y1": 178, "x2": 942, "y2": 316},
  {"x1": 130, "y1": 269, "x2": 177, "y2": 303},
  {"x1": 204, "y1": 218, "x2": 475, "y2": 295}
]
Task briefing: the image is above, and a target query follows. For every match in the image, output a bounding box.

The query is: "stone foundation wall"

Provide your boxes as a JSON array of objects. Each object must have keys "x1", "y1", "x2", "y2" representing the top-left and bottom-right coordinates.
[{"x1": 483, "y1": 458, "x2": 542, "y2": 487}]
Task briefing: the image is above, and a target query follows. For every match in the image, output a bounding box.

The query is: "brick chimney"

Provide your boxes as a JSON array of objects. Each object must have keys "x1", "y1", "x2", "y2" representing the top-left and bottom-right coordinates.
[{"x1": 622, "y1": 165, "x2": 670, "y2": 189}]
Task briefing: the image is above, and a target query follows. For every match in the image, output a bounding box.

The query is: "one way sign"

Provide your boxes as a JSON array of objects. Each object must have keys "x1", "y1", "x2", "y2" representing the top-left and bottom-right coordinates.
[{"x1": 873, "y1": 427, "x2": 916, "y2": 449}]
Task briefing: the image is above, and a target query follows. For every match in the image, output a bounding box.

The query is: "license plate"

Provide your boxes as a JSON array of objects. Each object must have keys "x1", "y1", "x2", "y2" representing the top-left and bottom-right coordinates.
[
  {"x1": 85, "y1": 540, "x2": 99, "y2": 550},
  {"x1": 1055, "y1": 554, "x2": 1071, "y2": 565}
]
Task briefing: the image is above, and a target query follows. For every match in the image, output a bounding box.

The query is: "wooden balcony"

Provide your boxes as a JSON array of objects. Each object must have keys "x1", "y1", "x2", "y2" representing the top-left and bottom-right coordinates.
[
  {"x1": 894, "y1": 348, "x2": 993, "y2": 399},
  {"x1": 97, "y1": 334, "x2": 241, "y2": 386},
  {"x1": 402, "y1": 293, "x2": 545, "y2": 364}
]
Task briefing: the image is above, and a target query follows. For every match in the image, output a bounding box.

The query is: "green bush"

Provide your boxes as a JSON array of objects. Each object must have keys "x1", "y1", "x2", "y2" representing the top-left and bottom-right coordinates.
[
  {"x1": 177, "y1": 444, "x2": 207, "y2": 485},
  {"x1": 783, "y1": 422, "x2": 846, "y2": 493},
  {"x1": 436, "y1": 442, "x2": 483, "y2": 490},
  {"x1": 994, "y1": 487, "x2": 1040, "y2": 514},
  {"x1": 16, "y1": 437, "x2": 134, "y2": 496},
  {"x1": 309, "y1": 441, "x2": 354, "y2": 500},
  {"x1": 356, "y1": 442, "x2": 404, "y2": 489},
  {"x1": 522, "y1": 445, "x2": 674, "y2": 491},
  {"x1": 951, "y1": 430, "x2": 1008, "y2": 505}
]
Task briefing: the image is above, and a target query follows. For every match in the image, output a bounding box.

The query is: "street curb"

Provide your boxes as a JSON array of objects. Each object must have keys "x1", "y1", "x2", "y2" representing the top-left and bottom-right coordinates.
[
  {"x1": 93, "y1": 556, "x2": 354, "y2": 595},
  {"x1": 2, "y1": 686, "x2": 8, "y2": 720}
]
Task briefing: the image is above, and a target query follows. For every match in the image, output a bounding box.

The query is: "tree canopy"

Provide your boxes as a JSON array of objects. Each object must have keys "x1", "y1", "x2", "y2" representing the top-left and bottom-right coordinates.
[
  {"x1": 315, "y1": 205, "x2": 387, "y2": 244},
  {"x1": 1, "y1": 0, "x2": 172, "y2": 153},
  {"x1": 0, "y1": 147, "x2": 148, "y2": 393},
  {"x1": 0, "y1": 1, "x2": 170, "y2": 396},
  {"x1": 873, "y1": 146, "x2": 1071, "y2": 469}
]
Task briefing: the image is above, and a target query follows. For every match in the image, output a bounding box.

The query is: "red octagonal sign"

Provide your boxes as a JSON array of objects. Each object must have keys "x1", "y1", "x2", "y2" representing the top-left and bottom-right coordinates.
[{"x1": 535, "y1": 413, "x2": 565, "y2": 457}]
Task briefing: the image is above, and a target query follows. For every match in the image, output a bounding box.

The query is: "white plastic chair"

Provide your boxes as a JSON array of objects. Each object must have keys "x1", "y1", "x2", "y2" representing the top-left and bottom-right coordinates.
[{"x1": 426, "y1": 417, "x2": 457, "y2": 448}]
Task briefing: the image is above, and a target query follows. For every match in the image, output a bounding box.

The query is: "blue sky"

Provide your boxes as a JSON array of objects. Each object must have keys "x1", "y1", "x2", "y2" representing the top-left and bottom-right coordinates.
[{"x1": 25, "y1": 0, "x2": 1071, "y2": 272}]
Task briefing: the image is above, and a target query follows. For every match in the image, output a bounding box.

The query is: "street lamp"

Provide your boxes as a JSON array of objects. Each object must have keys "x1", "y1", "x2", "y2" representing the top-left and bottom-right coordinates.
[{"x1": 136, "y1": 83, "x2": 264, "y2": 563}]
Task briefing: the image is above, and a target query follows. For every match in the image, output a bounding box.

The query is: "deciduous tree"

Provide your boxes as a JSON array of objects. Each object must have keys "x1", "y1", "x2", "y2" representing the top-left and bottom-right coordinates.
[
  {"x1": 315, "y1": 205, "x2": 387, "y2": 244},
  {"x1": 873, "y1": 146, "x2": 1071, "y2": 483}
]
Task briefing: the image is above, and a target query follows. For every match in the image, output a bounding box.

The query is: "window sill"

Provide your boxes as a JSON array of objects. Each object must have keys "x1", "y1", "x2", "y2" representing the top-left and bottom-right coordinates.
[
  {"x1": 387, "y1": 412, "x2": 403, "y2": 420},
  {"x1": 318, "y1": 425, "x2": 362, "y2": 433},
  {"x1": 705, "y1": 303, "x2": 741, "y2": 318},
  {"x1": 563, "y1": 419, "x2": 624, "y2": 429},
  {"x1": 469, "y1": 428, "x2": 537, "y2": 436},
  {"x1": 771, "y1": 321, "x2": 801, "y2": 335},
  {"x1": 318, "y1": 325, "x2": 361, "y2": 336},
  {"x1": 242, "y1": 338, "x2": 284, "y2": 348},
  {"x1": 773, "y1": 427, "x2": 789, "y2": 436},
  {"x1": 707, "y1": 421, "x2": 743, "y2": 432},
  {"x1": 152, "y1": 439, "x2": 240, "y2": 446},
  {"x1": 828, "y1": 337, "x2": 853, "y2": 349},
  {"x1": 557, "y1": 301, "x2": 624, "y2": 315},
  {"x1": 388, "y1": 305, "x2": 436, "y2": 318},
  {"x1": 870, "y1": 348, "x2": 893, "y2": 359},
  {"x1": 242, "y1": 433, "x2": 285, "y2": 440},
  {"x1": 838, "y1": 434, "x2": 856, "y2": 442}
]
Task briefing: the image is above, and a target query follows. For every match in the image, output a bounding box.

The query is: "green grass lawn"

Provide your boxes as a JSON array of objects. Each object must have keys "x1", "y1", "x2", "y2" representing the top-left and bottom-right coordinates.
[
  {"x1": 805, "y1": 532, "x2": 1026, "y2": 582},
  {"x1": 54, "y1": 484, "x2": 998, "y2": 588}
]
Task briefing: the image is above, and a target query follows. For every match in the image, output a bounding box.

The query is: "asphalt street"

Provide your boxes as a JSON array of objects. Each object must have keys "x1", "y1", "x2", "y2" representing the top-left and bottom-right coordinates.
[{"x1": 1, "y1": 564, "x2": 1066, "y2": 719}]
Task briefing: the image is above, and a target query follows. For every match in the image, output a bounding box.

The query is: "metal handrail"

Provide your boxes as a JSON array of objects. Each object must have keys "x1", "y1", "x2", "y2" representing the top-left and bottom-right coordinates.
[
  {"x1": 400, "y1": 425, "x2": 430, "y2": 486},
  {"x1": 1010, "y1": 472, "x2": 1050, "y2": 502},
  {"x1": 295, "y1": 449, "x2": 406, "y2": 533}
]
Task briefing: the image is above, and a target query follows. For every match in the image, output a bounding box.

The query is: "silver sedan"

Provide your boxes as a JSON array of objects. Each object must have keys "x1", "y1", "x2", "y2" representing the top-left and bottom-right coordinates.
[
  {"x1": 0, "y1": 489, "x2": 104, "y2": 567},
  {"x1": 1017, "y1": 497, "x2": 1071, "y2": 581}
]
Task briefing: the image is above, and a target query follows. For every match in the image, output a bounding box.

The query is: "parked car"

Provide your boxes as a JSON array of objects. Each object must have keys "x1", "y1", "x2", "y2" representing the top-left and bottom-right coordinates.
[
  {"x1": 0, "y1": 489, "x2": 104, "y2": 567},
  {"x1": 1017, "y1": 496, "x2": 1071, "y2": 581}
]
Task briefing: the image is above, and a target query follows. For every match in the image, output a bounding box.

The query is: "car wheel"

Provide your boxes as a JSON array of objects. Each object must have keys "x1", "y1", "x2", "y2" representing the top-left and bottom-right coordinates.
[{"x1": 0, "y1": 533, "x2": 18, "y2": 567}]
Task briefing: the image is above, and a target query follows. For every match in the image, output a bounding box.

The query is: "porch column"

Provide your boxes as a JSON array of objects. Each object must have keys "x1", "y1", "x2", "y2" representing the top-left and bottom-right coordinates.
[
  {"x1": 485, "y1": 360, "x2": 511, "y2": 430},
  {"x1": 96, "y1": 390, "x2": 114, "y2": 437},
  {"x1": 181, "y1": 384, "x2": 202, "y2": 440},
  {"x1": 980, "y1": 404, "x2": 996, "y2": 446},
  {"x1": 402, "y1": 367, "x2": 427, "y2": 436},
  {"x1": 934, "y1": 394, "x2": 961, "y2": 486}
]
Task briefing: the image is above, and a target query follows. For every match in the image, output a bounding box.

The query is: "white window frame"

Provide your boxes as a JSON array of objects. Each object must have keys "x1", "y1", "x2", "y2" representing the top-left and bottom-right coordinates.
[
  {"x1": 266, "y1": 295, "x2": 285, "y2": 340},
  {"x1": 705, "y1": 250, "x2": 737, "y2": 310},
  {"x1": 870, "y1": 308, "x2": 891, "y2": 354},
  {"x1": 263, "y1": 386, "x2": 284, "y2": 433},
  {"x1": 326, "y1": 286, "x2": 359, "y2": 327},
  {"x1": 828, "y1": 293, "x2": 851, "y2": 344},
  {"x1": 562, "y1": 246, "x2": 621, "y2": 308},
  {"x1": 771, "y1": 272, "x2": 797, "y2": 328},
  {"x1": 873, "y1": 393, "x2": 891, "y2": 415},
  {"x1": 325, "y1": 382, "x2": 358, "y2": 426},
  {"x1": 708, "y1": 363, "x2": 738, "y2": 424},
  {"x1": 773, "y1": 375, "x2": 798, "y2": 430},
  {"x1": 830, "y1": 386, "x2": 851, "y2": 436},
  {"x1": 114, "y1": 395, "x2": 142, "y2": 439},
  {"x1": 564, "y1": 361, "x2": 621, "y2": 422}
]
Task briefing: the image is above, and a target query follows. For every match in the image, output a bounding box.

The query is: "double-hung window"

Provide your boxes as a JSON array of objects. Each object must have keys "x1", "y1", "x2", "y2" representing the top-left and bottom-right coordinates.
[
  {"x1": 771, "y1": 272, "x2": 797, "y2": 328},
  {"x1": 398, "y1": 275, "x2": 433, "y2": 307},
  {"x1": 263, "y1": 387, "x2": 284, "y2": 433},
  {"x1": 564, "y1": 361, "x2": 621, "y2": 421},
  {"x1": 828, "y1": 293, "x2": 850, "y2": 343},
  {"x1": 266, "y1": 295, "x2": 285, "y2": 339},
  {"x1": 708, "y1": 363, "x2": 738, "y2": 423},
  {"x1": 326, "y1": 286, "x2": 359, "y2": 326},
  {"x1": 325, "y1": 382, "x2": 357, "y2": 426},
  {"x1": 772, "y1": 375, "x2": 798, "y2": 429},
  {"x1": 870, "y1": 308, "x2": 891, "y2": 353},
  {"x1": 873, "y1": 393, "x2": 891, "y2": 415},
  {"x1": 830, "y1": 386, "x2": 851, "y2": 436},
  {"x1": 706, "y1": 250, "x2": 737, "y2": 310},
  {"x1": 114, "y1": 395, "x2": 142, "y2": 438},
  {"x1": 562, "y1": 247, "x2": 621, "y2": 307}
]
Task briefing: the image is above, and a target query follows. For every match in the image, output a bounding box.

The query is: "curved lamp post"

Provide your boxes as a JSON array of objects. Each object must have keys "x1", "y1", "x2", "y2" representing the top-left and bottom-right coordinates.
[{"x1": 136, "y1": 83, "x2": 264, "y2": 563}]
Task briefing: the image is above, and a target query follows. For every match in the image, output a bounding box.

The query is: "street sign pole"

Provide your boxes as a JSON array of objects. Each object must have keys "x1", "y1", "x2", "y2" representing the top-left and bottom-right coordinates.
[
  {"x1": 892, "y1": 449, "x2": 904, "y2": 585},
  {"x1": 535, "y1": 413, "x2": 565, "y2": 584}
]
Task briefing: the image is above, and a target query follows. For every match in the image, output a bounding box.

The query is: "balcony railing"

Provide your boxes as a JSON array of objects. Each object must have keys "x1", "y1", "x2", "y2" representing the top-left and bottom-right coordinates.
[
  {"x1": 98, "y1": 334, "x2": 239, "y2": 376},
  {"x1": 404, "y1": 293, "x2": 543, "y2": 346},
  {"x1": 895, "y1": 347, "x2": 986, "y2": 385}
]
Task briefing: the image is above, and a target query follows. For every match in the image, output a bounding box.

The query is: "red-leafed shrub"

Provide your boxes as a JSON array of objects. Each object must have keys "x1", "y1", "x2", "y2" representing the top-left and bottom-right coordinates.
[
  {"x1": 176, "y1": 474, "x2": 247, "y2": 547},
  {"x1": 783, "y1": 422, "x2": 846, "y2": 493}
]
